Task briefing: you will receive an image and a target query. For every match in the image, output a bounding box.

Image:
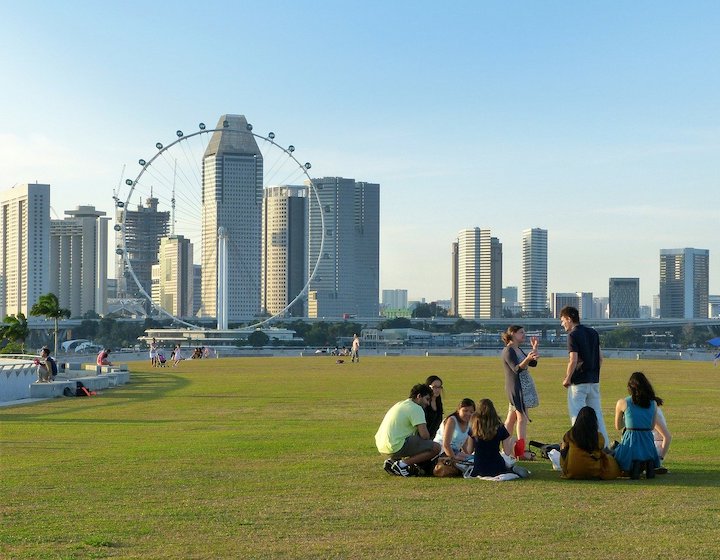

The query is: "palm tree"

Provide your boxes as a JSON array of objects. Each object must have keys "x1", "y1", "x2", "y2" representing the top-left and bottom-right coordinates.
[
  {"x1": 30, "y1": 293, "x2": 71, "y2": 357},
  {"x1": 0, "y1": 312, "x2": 30, "y2": 353}
]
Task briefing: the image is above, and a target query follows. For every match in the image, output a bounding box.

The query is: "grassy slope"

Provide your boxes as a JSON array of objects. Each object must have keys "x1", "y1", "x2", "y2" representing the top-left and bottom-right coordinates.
[{"x1": 1, "y1": 356, "x2": 718, "y2": 559}]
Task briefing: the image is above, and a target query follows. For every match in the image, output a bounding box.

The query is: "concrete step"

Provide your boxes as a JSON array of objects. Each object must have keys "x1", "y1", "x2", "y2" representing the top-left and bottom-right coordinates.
[{"x1": 29, "y1": 381, "x2": 75, "y2": 398}]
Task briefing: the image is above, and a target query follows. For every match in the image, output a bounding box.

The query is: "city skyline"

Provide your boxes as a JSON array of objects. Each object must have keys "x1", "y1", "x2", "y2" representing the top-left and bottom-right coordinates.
[{"x1": 2, "y1": 3, "x2": 719, "y2": 306}]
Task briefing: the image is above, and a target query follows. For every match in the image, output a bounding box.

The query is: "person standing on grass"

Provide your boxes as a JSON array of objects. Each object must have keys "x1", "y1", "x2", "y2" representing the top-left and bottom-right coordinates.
[
  {"x1": 351, "y1": 334, "x2": 360, "y2": 363},
  {"x1": 560, "y1": 305, "x2": 609, "y2": 446},
  {"x1": 375, "y1": 383, "x2": 441, "y2": 477},
  {"x1": 149, "y1": 338, "x2": 159, "y2": 367},
  {"x1": 501, "y1": 325, "x2": 540, "y2": 460}
]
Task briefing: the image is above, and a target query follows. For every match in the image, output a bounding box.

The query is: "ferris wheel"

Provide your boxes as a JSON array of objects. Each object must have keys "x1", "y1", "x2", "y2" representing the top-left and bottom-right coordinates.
[{"x1": 113, "y1": 117, "x2": 325, "y2": 328}]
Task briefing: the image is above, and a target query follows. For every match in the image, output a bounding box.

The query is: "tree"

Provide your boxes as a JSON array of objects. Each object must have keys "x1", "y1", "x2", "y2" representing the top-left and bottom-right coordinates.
[
  {"x1": 248, "y1": 330, "x2": 270, "y2": 348},
  {"x1": 30, "y1": 293, "x2": 71, "y2": 357},
  {"x1": 0, "y1": 312, "x2": 30, "y2": 353}
]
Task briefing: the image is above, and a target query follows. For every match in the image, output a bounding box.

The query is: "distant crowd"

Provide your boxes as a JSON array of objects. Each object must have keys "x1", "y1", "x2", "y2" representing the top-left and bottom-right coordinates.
[{"x1": 375, "y1": 306, "x2": 671, "y2": 481}]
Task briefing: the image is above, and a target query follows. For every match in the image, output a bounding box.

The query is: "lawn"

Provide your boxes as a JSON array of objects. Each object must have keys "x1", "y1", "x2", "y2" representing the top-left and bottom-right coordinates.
[{"x1": 1, "y1": 355, "x2": 718, "y2": 559}]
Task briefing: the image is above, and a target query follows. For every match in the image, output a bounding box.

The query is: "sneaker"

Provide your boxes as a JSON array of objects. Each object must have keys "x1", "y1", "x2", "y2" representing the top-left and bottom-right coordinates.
[
  {"x1": 654, "y1": 467, "x2": 669, "y2": 475},
  {"x1": 383, "y1": 459, "x2": 394, "y2": 475},
  {"x1": 390, "y1": 461, "x2": 412, "y2": 477}
]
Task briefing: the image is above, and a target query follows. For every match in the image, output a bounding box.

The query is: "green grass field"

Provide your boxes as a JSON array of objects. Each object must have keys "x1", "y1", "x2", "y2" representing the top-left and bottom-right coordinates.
[{"x1": 1, "y1": 356, "x2": 719, "y2": 559}]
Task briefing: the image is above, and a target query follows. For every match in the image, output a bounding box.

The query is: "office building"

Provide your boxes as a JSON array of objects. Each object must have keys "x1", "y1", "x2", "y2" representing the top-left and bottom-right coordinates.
[
  {"x1": 306, "y1": 177, "x2": 379, "y2": 318},
  {"x1": 0, "y1": 183, "x2": 50, "y2": 318},
  {"x1": 456, "y1": 228, "x2": 502, "y2": 319},
  {"x1": 116, "y1": 196, "x2": 169, "y2": 300},
  {"x1": 521, "y1": 228, "x2": 548, "y2": 316},
  {"x1": 552, "y1": 292, "x2": 593, "y2": 319},
  {"x1": 652, "y1": 294, "x2": 660, "y2": 319},
  {"x1": 608, "y1": 277, "x2": 640, "y2": 319},
  {"x1": 262, "y1": 185, "x2": 306, "y2": 317},
  {"x1": 193, "y1": 265, "x2": 202, "y2": 317},
  {"x1": 450, "y1": 241, "x2": 458, "y2": 316},
  {"x1": 152, "y1": 235, "x2": 194, "y2": 318},
  {"x1": 200, "y1": 114, "x2": 263, "y2": 321},
  {"x1": 659, "y1": 248, "x2": 709, "y2": 319},
  {"x1": 709, "y1": 295, "x2": 720, "y2": 318},
  {"x1": 50, "y1": 205, "x2": 110, "y2": 317}
]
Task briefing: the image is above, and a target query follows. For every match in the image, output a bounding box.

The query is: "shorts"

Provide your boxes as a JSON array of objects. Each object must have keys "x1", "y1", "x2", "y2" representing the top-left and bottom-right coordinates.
[{"x1": 386, "y1": 435, "x2": 436, "y2": 460}]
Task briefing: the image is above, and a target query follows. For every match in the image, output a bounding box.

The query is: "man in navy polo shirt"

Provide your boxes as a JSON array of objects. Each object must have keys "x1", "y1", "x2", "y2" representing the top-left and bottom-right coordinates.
[{"x1": 560, "y1": 305, "x2": 609, "y2": 446}]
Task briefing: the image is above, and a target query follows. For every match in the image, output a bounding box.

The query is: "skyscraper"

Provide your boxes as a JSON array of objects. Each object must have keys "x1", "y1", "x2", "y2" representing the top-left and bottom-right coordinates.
[
  {"x1": 153, "y1": 235, "x2": 194, "y2": 318},
  {"x1": 201, "y1": 114, "x2": 263, "y2": 321},
  {"x1": 0, "y1": 183, "x2": 50, "y2": 318},
  {"x1": 659, "y1": 248, "x2": 709, "y2": 319},
  {"x1": 608, "y1": 277, "x2": 640, "y2": 319},
  {"x1": 456, "y1": 228, "x2": 502, "y2": 319},
  {"x1": 306, "y1": 177, "x2": 379, "y2": 318},
  {"x1": 450, "y1": 241, "x2": 459, "y2": 317},
  {"x1": 50, "y1": 205, "x2": 110, "y2": 317},
  {"x1": 382, "y1": 289, "x2": 408, "y2": 310},
  {"x1": 262, "y1": 185, "x2": 306, "y2": 317},
  {"x1": 116, "y1": 196, "x2": 169, "y2": 300},
  {"x1": 521, "y1": 228, "x2": 548, "y2": 317}
]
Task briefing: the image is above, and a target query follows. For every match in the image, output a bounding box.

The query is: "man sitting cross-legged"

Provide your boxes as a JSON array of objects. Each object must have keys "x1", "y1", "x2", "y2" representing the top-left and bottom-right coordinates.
[{"x1": 374, "y1": 383, "x2": 441, "y2": 477}]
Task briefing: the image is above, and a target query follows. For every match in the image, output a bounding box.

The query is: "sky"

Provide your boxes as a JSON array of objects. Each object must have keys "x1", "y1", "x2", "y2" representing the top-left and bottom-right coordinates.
[{"x1": 1, "y1": 1, "x2": 719, "y2": 307}]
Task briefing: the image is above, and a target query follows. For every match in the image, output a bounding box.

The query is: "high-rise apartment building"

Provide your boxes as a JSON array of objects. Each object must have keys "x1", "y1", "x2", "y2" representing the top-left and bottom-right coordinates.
[
  {"x1": 382, "y1": 289, "x2": 408, "y2": 310},
  {"x1": 0, "y1": 183, "x2": 50, "y2": 318},
  {"x1": 200, "y1": 114, "x2": 263, "y2": 321},
  {"x1": 659, "y1": 248, "x2": 709, "y2": 319},
  {"x1": 450, "y1": 241, "x2": 459, "y2": 316},
  {"x1": 521, "y1": 228, "x2": 548, "y2": 317},
  {"x1": 50, "y1": 205, "x2": 110, "y2": 317},
  {"x1": 152, "y1": 235, "x2": 194, "y2": 318},
  {"x1": 608, "y1": 277, "x2": 640, "y2": 319},
  {"x1": 262, "y1": 185, "x2": 306, "y2": 317},
  {"x1": 116, "y1": 196, "x2": 169, "y2": 300},
  {"x1": 306, "y1": 177, "x2": 379, "y2": 318},
  {"x1": 455, "y1": 228, "x2": 502, "y2": 319}
]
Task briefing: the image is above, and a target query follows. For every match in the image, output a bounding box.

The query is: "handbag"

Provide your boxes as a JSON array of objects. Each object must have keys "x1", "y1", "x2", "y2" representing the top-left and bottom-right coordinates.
[
  {"x1": 433, "y1": 456, "x2": 473, "y2": 477},
  {"x1": 518, "y1": 369, "x2": 539, "y2": 408}
]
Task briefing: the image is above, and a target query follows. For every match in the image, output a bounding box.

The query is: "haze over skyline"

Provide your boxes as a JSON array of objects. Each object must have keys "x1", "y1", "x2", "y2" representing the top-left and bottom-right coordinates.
[{"x1": 2, "y1": 2, "x2": 718, "y2": 308}]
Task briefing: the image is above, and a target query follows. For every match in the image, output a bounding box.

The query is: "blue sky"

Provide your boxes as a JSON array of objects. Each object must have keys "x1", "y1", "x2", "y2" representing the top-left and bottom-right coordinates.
[{"x1": 2, "y1": 1, "x2": 718, "y2": 306}]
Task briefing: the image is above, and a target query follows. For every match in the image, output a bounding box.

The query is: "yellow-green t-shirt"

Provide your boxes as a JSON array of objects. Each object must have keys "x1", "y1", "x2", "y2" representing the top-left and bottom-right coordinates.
[{"x1": 374, "y1": 399, "x2": 426, "y2": 454}]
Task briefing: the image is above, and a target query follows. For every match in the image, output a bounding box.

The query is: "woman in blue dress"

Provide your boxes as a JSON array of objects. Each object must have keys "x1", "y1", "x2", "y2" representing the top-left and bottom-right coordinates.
[{"x1": 613, "y1": 371, "x2": 661, "y2": 479}]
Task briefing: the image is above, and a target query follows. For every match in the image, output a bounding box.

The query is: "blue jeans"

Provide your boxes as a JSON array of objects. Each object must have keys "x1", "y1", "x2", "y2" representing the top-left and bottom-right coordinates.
[{"x1": 568, "y1": 382, "x2": 610, "y2": 447}]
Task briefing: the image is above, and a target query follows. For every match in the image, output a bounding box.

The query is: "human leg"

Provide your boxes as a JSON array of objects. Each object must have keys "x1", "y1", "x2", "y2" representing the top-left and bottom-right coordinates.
[
  {"x1": 504, "y1": 404, "x2": 517, "y2": 437},
  {"x1": 567, "y1": 383, "x2": 590, "y2": 426},
  {"x1": 585, "y1": 383, "x2": 610, "y2": 446}
]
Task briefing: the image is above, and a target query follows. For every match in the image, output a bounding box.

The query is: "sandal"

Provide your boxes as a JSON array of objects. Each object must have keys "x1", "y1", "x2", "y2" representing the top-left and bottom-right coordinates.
[{"x1": 520, "y1": 451, "x2": 536, "y2": 461}]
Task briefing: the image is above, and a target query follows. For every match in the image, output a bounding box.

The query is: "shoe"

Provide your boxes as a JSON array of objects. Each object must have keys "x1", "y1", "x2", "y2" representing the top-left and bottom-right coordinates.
[
  {"x1": 383, "y1": 459, "x2": 394, "y2": 475},
  {"x1": 390, "y1": 461, "x2": 412, "y2": 477},
  {"x1": 630, "y1": 460, "x2": 642, "y2": 480},
  {"x1": 645, "y1": 461, "x2": 655, "y2": 479},
  {"x1": 655, "y1": 467, "x2": 668, "y2": 475}
]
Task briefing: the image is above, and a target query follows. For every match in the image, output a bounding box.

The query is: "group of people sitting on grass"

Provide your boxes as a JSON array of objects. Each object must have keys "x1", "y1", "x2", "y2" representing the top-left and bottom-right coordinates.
[{"x1": 375, "y1": 306, "x2": 672, "y2": 481}]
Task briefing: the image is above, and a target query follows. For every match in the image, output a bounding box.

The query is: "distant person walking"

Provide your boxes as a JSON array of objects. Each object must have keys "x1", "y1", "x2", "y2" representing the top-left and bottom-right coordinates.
[
  {"x1": 149, "y1": 338, "x2": 159, "y2": 367},
  {"x1": 351, "y1": 334, "x2": 360, "y2": 363},
  {"x1": 560, "y1": 305, "x2": 609, "y2": 446}
]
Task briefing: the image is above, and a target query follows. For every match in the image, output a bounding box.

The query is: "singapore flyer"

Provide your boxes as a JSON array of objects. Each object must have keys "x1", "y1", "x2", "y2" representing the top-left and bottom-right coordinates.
[{"x1": 113, "y1": 115, "x2": 324, "y2": 329}]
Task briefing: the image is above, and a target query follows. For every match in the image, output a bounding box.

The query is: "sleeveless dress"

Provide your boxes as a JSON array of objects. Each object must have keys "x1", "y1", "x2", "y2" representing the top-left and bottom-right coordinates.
[{"x1": 613, "y1": 397, "x2": 659, "y2": 472}]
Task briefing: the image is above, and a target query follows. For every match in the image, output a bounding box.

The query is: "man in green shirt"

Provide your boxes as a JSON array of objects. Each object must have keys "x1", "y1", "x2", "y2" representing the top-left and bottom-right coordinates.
[{"x1": 375, "y1": 383, "x2": 441, "y2": 476}]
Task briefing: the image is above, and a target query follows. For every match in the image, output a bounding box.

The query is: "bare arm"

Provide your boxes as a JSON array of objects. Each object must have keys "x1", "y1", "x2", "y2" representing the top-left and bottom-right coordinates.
[
  {"x1": 441, "y1": 417, "x2": 457, "y2": 458},
  {"x1": 614, "y1": 398, "x2": 627, "y2": 431},
  {"x1": 564, "y1": 352, "x2": 578, "y2": 387},
  {"x1": 653, "y1": 409, "x2": 672, "y2": 459},
  {"x1": 416, "y1": 423, "x2": 430, "y2": 440}
]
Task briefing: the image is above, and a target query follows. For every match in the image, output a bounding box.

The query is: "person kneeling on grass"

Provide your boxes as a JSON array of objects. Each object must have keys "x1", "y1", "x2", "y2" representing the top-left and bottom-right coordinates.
[
  {"x1": 560, "y1": 406, "x2": 620, "y2": 480},
  {"x1": 375, "y1": 383, "x2": 441, "y2": 477}
]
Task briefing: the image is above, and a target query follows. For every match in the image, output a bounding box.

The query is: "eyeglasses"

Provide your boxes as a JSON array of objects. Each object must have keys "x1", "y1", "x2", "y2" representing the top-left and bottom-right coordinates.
[{"x1": 431, "y1": 385, "x2": 443, "y2": 390}]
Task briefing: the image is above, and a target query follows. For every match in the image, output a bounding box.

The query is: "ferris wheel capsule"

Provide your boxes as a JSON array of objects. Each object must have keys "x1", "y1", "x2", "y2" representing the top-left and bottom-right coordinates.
[
  {"x1": 116, "y1": 201, "x2": 124, "y2": 208},
  {"x1": 138, "y1": 159, "x2": 146, "y2": 166},
  {"x1": 115, "y1": 248, "x2": 124, "y2": 255},
  {"x1": 113, "y1": 224, "x2": 122, "y2": 231},
  {"x1": 246, "y1": 123, "x2": 253, "y2": 131},
  {"x1": 199, "y1": 123, "x2": 206, "y2": 130},
  {"x1": 223, "y1": 120, "x2": 229, "y2": 128},
  {"x1": 176, "y1": 130, "x2": 184, "y2": 137},
  {"x1": 305, "y1": 162, "x2": 312, "y2": 169},
  {"x1": 268, "y1": 132, "x2": 275, "y2": 139},
  {"x1": 156, "y1": 142, "x2": 163, "y2": 150},
  {"x1": 288, "y1": 145, "x2": 295, "y2": 152},
  {"x1": 125, "y1": 179, "x2": 133, "y2": 185}
]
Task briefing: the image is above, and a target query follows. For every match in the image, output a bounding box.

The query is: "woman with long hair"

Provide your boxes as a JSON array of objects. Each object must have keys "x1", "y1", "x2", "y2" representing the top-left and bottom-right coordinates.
[
  {"x1": 613, "y1": 371, "x2": 663, "y2": 479},
  {"x1": 466, "y1": 399, "x2": 516, "y2": 478},
  {"x1": 433, "y1": 398, "x2": 476, "y2": 461},
  {"x1": 501, "y1": 325, "x2": 539, "y2": 460},
  {"x1": 424, "y1": 375, "x2": 444, "y2": 439},
  {"x1": 560, "y1": 406, "x2": 620, "y2": 479}
]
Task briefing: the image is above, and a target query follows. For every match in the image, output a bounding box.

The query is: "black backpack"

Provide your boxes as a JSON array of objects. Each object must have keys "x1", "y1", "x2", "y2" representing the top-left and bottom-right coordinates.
[{"x1": 47, "y1": 357, "x2": 58, "y2": 376}]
